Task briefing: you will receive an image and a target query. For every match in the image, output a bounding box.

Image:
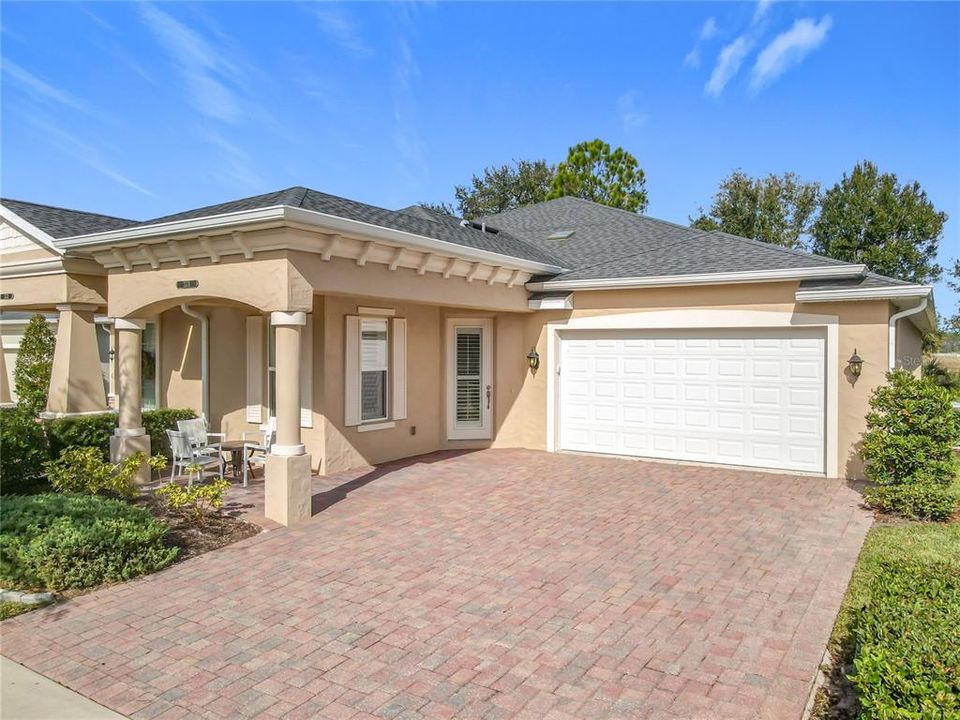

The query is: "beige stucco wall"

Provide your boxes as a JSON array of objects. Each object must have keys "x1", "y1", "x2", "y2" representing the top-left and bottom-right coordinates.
[
  {"x1": 895, "y1": 316, "x2": 923, "y2": 376},
  {"x1": 0, "y1": 273, "x2": 107, "y2": 312}
]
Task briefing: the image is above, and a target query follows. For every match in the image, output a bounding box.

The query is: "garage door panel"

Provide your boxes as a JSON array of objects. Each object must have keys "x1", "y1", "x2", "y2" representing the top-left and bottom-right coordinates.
[{"x1": 559, "y1": 329, "x2": 826, "y2": 474}]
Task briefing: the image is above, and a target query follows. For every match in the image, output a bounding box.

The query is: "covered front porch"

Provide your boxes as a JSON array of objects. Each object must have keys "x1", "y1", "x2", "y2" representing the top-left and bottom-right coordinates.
[{"x1": 74, "y1": 210, "x2": 553, "y2": 525}]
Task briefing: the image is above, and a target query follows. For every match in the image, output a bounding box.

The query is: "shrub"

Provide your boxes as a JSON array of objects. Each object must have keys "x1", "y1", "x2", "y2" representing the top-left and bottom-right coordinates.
[
  {"x1": 155, "y1": 477, "x2": 230, "y2": 526},
  {"x1": 13, "y1": 314, "x2": 55, "y2": 416},
  {"x1": 44, "y1": 448, "x2": 167, "y2": 498},
  {"x1": 0, "y1": 406, "x2": 50, "y2": 494},
  {"x1": 44, "y1": 408, "x2": 197, "y2": 460},
  {"x1": 860, "y1": 370, "x2": 959, "y2": 486},
  {"x1": 0, "y1": 493, "x2": 177, "y2": 591},
  {"x1": 924, "y1": 358, "x2": 960, "y2": 399},
  {"x1": 862, "y1": 480, "x2": 959, "y2": 522},
  {"x1": 852, "y1": 558, "x2": 960, "y2": 718}
]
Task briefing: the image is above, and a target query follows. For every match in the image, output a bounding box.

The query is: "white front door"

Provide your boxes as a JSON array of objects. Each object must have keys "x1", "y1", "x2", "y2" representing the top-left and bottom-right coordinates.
[
  {"x1": 446, "y1": 318, "x2": 493, "y2": 440},
  {"x1": 558, "y1": 328, "x2": 826, "y2": 473}
]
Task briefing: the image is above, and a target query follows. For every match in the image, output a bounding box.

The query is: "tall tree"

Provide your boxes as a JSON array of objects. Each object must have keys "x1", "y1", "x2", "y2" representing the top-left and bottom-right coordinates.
[
  {"x1": 452, "y1": 159, "x2": 554, "y2": 219},
  {"x1": 811, "y1": 161, "x2": 946, "y2": 284},
  {"x1": 690, "y1": 170, "x2": 820, "y2": 250},
  {"x1": 547, "y1": 139, "x2": 648, "y2": 213},
  {"x1": 14, "y1": 313, "x2": 56, "y2": 415}
]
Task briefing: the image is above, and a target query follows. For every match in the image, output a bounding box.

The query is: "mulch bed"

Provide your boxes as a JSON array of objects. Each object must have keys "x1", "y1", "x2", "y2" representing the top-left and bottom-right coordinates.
[{"x1": 134, "y1": 493, "x2": 261, "y2": 563}]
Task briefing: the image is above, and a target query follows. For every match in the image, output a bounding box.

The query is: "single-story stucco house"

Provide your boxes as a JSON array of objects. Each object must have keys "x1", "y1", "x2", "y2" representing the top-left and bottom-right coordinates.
[{"x1": 0, "y1": 188, "x2": 934, "y2": 524}]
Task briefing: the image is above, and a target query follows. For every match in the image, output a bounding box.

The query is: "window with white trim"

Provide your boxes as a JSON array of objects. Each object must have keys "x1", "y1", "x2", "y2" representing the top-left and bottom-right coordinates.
[
  {"x1": 360, "y1": 318, "x2": 389, "y2": 422},
  {"x1": 141, "y1": 321, "x2": 159, "y2": 410}
]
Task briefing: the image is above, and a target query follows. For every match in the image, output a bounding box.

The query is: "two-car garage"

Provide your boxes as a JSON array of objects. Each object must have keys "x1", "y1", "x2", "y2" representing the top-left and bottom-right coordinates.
[{"x1": 557, "y1": 327, "x2": 827, "y2": 474}]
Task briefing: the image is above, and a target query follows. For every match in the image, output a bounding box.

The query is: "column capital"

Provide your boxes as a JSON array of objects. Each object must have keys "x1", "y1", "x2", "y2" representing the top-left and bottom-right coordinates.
[
  {"x1": 114, "y1": 318, "x2": 147, "y2": 331},
  {"x1": 271, "y1": 311, "x2": 307, "y2": 327}
]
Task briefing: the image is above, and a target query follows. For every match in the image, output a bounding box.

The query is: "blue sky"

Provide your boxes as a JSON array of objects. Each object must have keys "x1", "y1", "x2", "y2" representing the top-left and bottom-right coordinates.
[{"x1": 2, "y1": 1, "x2": 957, "y2": 311}]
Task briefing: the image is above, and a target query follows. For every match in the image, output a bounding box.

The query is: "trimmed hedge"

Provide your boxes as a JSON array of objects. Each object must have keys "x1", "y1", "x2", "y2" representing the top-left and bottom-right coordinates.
[
  {"x1": 0, "y1": 493, "x2": 177, "y2": 591},
  {"x1": 44, "y1": 408, "x2": 197, "y2": 460},
  {"x1": 852, "y1": 558, "x2": 960, "y2": 718},
  {"x1": 0, "y1": 407, "x2": 50, "y2": 494}
]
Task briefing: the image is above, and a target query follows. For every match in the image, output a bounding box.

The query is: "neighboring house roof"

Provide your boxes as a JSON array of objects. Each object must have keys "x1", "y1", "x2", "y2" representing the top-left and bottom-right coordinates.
[
  {"x1": 482, "y1": 196, "x2": 852, "y2": 283},
  {"x1": 130, "y1": 187, "x2": 563, "y2": 268},
  {"x1": 0, "y1": 198, "x2": 137, "y2": 239}
]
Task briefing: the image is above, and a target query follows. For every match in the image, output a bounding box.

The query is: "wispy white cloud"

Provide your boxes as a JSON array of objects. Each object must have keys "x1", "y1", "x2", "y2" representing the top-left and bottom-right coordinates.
[
  {"x1": 616, "y1": 90, "x2": 648, "y2": 130},
  {"x1": 201, "y1": 130, "x2": 264, "y2": 190},
  {"x1": 389, "y1": 4, "x2": 429, "y2": 193},
  {"x1": 25, "y1": 114, "x2": 154, "y2": 197},
  {"x1": 313, "y1": 6, "x2": 371, "y2": 58},
  {"x1": 2, "y1": 58, "x2": 97, "y2": 115},
  {"x1": 683, "y1": 17, "x2": 718, "y2": 69},
  {"x1": 138, "y1": 3, "x2": 244, "y2": 123},
  {"x1": 705, "y1": 36, "x2": 752, "y2": 97},
  {"x1": 750, "y1": 15, "x2": 833, "y2": 91},
  {"x1": 753, "y1": 0, "x2": 775, "y2": 25}
]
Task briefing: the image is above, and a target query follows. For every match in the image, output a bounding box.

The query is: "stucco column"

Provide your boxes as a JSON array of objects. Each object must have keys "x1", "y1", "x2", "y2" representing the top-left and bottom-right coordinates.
[
  {"x1": 44, "y1": 304, "x2": 108, "y2": 417},
  {"x1": 0, "y1": 344, "x2": 12, "y2": 406},
  {"x1": 109, "y1": 318, "x2": 151, "y2": 483},
  {"x1": 265, "y1": 311, "x2": 312, "y2": 526}
]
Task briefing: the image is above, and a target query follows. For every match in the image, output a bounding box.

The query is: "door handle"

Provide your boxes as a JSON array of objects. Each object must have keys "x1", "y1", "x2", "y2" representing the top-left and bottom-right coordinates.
[{"x1": 486, "y1": 384, "x2": 492, "y2": 409}]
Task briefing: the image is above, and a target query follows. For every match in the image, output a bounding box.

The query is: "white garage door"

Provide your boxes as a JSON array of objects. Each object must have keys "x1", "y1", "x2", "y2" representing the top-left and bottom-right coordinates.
[{"x1": 559, "y1": 328, "x2": 826, "y2": 473}]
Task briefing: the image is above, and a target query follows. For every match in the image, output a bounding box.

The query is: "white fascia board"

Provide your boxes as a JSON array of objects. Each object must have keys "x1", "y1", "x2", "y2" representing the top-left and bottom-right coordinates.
[
  {"x1": 54, "y1": 204, "x2": 564, "y2": 275},
  {"x1": 0, "y1": 206, "x2": 64, "y2": 256},
  {"x1": 795, "y1": 285, "x2": 933, "y2": 302},
  {"x1": 528, "y1": 294, "x2": 573, "y2": 310},
  {"x1": 283, "y1": 206, "x2": 562, "y2": 274},
  {"x1": 526, "y1": 264, "x2": 867, "y2": 291}
]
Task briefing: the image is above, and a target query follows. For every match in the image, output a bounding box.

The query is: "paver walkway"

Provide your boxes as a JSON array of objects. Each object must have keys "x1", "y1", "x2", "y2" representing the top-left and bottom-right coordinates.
[{"x1": 0, "y1": 449, "x2": 871, "y2": 719}]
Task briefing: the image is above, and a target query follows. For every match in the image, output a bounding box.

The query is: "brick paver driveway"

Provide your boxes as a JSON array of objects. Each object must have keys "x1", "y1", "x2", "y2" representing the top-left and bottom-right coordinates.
[{"x1": 1, "y1": 449, "x2": 871, "y2": 720}]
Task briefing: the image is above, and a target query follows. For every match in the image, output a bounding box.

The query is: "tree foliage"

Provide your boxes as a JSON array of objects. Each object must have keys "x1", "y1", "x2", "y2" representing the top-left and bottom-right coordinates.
[
  {"x1": 690, "y1": 170, "x2": 820, "y2": 249},
  {"x1": 450, "y1": 159, "x2": 554, "y2": 219},
  {"x1": 13, "y1": 314, "x2": 56, "y2": 416},
  {"x1": 547, "y1": 139, "x2": 648, "y2": 213},
  {"x1": 811, "y1": 161, "x2": 946, "y2": 284}
]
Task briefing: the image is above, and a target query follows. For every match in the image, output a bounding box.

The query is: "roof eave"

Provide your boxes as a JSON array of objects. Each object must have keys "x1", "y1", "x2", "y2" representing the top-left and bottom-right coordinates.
[
  {"x1": 526, "y1": 265, "x2": 867, "y2": 291},
  {"x1": 794, "y1": 285, "x2": 934, "y2": 303},
  {"x1": 0, "y1": 205, "x2": 65, "y2": 256},
  {"x1": 55, "y1": 204, "x2": 564, "y2": 275}
]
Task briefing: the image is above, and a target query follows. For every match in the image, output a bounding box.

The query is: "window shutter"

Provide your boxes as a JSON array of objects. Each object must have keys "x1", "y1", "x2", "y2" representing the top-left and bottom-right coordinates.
[
  {"x1": 392, "y1": 318, "x2": 407, "y2": 420},
  {"x1": 300, "y1": 314, "x2": 313, "y2": 428},
  {"x1": 344, "y1": 316, "x2": 360, "y2": 426},
  {"x1": 245, "y1": 316, "x2": 263, "y2": 424}
]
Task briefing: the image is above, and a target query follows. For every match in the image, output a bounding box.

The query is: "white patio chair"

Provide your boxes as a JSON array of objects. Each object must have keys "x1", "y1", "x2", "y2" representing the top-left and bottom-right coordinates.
[
  {"x1": 177, "y1": 417, "x2": 224, "y2": 465},
  {"x1": 241, "y1": 418, "x2": 276, "y2": 487},
  {"x1": 167, "y1": 429, "x2": 223, "y2": 486}
]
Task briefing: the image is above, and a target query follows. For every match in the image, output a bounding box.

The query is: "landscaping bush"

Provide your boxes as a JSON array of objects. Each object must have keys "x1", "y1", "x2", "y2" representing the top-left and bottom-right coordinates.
[
  {"x1": 852, "y1": 558, "x2": 960, "y2": 718},
  {"x1": 0, "y1": 493, "x2": 177, "y2": 591},
  {"x1": 862, "y1": 480, "x2": 959, "y2": 522},
  {"x1": 155, "y1": 477, "x2": 230, "y2": 526},
  {"x1": 45, "y1": 408, "x2": 197, "y2": 460},
  {"x1": 12, "y1": 314, "x2": 55, "y2": 416},
  {"x1": 0, "y1": 406, "x2": 49, "y2": 494},
  {"x1": 45, "y1": 448, "x2": 167, "y2": 498},
  {"x1": 859, "y1": 370, "x2": 960, "y2": 519}
]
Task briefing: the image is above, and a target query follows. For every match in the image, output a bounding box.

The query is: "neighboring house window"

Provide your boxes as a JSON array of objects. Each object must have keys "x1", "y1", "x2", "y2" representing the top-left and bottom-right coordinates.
[
  {"x1": 141, "y1": 321, "x2": 158, "y2": 410},
  {"x1": 360, "y1": 318, "x2": 389, "y2": 422}
]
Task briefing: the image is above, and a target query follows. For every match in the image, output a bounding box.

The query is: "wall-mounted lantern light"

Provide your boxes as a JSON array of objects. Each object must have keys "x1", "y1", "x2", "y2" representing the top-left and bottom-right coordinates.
[
  {"x1": 848, "y1": 349, "x2": 863, "y2": 378},
  {"x1": 526, "y1": 347, "x2": 540, "y2": 372}
]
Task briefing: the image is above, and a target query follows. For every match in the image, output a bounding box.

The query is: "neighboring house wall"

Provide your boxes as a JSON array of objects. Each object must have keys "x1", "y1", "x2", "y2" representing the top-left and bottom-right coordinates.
[{"x1": 895, "y1": 316, "x2": 923, "y2": 376}]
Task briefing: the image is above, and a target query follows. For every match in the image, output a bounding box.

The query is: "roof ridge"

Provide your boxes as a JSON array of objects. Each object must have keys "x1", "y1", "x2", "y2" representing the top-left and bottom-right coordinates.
[{"x1": 1, "y1": 197, "x2": 137, "y2": 223}]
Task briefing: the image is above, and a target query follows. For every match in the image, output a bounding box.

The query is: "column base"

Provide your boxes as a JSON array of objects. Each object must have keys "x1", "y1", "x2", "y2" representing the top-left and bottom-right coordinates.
[
  {"x1": 110, "y1": 433, "x2": 153, "y2": 485},
  {"x1": 265, "y1": 453, "x2": 313, "y2": 526}
]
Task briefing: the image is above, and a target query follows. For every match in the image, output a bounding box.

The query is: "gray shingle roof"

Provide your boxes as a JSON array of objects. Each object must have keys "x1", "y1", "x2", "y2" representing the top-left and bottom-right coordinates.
[
  {"x1": 1, "y1": 198, "x2": 137, "y2": 239},
  {"x1": 798, "y1": 272, "x2": 916, "y2": 292},
  {"x1": 138, "y1": 187, "x2": 563, "y2": 267},
  {"x1": 483, "y1": 196, "x2": 854, "y2": 281}
]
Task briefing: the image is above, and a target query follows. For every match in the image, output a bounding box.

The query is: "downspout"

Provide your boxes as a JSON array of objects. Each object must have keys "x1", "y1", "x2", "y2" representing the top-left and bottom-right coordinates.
[
  {"x1": 888, "y1": 298, "x2": 928, "y2": 370},
  {"x1": 180, "y1": 304, "x2": 209, "y2": 420}
]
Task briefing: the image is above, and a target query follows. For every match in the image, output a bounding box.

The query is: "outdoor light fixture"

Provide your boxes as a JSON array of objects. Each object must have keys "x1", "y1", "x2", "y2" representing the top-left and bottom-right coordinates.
[
  {"x1": 526, "y1": 347, "x2": 540, "y2": 371},
  {"x1": 848, "y1": 349, "x2": 863, "y2": 378}
]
